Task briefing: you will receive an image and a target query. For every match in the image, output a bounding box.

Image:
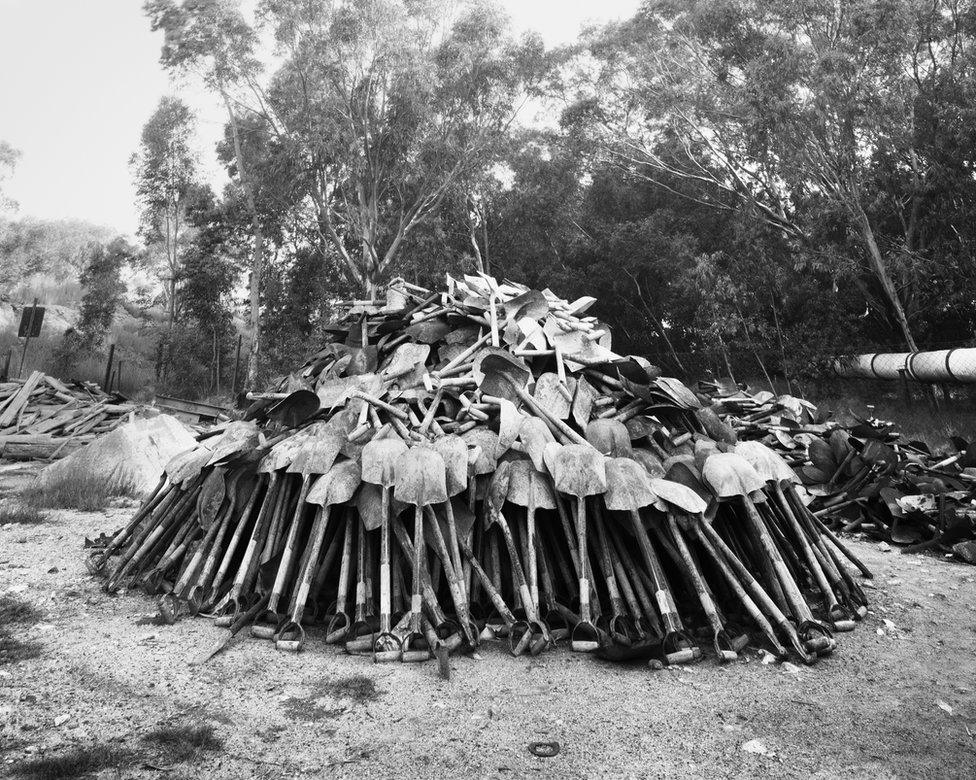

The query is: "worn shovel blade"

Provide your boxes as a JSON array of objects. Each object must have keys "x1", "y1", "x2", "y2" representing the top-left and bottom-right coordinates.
[
  {"x1": 506, "y1": 459, "x2": 557, "y2": 510},
  {"x1": 533, "y1": 373, "x2": 572, "y2": 420},
  {"x1": 497, "y1": 397, "x2": 525, "y2": 456},
  {"x1": 518, "y1": 417, "x2": 556, "y2": 473},
  {"x1": 648, "y1": 477, "x2": 708, "y2": 515},
  {"x1": 604, "y1": 457, "x2": 657, "y2": 512},
  {"x1": 431, "y1": 435, "x2": 469, "y2": 497},
  {"x1": 585, "y1": 419, "x2": 632, "y2": 458},
  {"x1": 307, "y1": 459, "x2": 362, "y2": 507},
  {"x1": 196, "y1": 467, "x2": 227, "y2": 529},
  {"x1": 268, "y1": 390, "x2": 320, "y2": 428},
  {"x1": 394, "y1": 446, "x2": 448, "y2": 506},
  {"x1": 357, "y1": 483, "x2": 384, "y2": 532},
  {"x1": 473, "y1": 349, "x2": 531, "y2": 405},
  {"x1": 735, "y1": 441, "x2": 798, "y2": 485},
  {"x1": 287, "y1": 432, "x2": 345, "y2": 477},
  {"x1": 701, "y1": 453, "x2": 766, "y2": 500},
  {"x1": 204, "y1": 420, "x2": 261, "y2": 466},
  {"x1": 362, "y1": 436, "x2": 409, "y2": 488},
  {"x1": 552, "y1": 444, "x2": 607, "y2": 499},
  {"x1": 461, "y1": 427, "x2": 499, "y2": 475},
  {"x1": 571, "y1": 377, "x2": 598, "y2": 428},
  {"x1": 632, "y1": 448, "x2": 666, "y2": 478}
]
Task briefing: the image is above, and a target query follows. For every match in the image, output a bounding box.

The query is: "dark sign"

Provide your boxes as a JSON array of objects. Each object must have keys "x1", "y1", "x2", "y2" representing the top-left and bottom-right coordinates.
[{"x1": 17, "y1": 306, "x2": 45, "y2": 338}]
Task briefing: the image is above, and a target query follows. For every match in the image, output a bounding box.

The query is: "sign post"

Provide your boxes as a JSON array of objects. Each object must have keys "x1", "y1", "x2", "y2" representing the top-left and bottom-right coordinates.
[{"x1": 17, "y1": 298, "x2": 44, "y2": 378}]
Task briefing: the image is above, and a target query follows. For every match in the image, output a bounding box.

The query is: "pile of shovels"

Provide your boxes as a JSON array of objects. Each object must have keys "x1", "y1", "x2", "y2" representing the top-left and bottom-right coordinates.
[
  {"x1": 703, "y1": 380, "x2": 976, "y2": 565},
  {"x1": 88, "y1": 274, "x2": 872, "y2": 670}
]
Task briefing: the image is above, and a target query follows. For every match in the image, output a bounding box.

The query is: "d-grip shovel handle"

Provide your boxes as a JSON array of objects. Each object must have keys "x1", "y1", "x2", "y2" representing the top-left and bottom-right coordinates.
[
  {"x1": 799, "y1": 620, "x2": 835, "y2": 656},
  {"x1": 275, "y1": 619, "x2": 306, "y2": 652},
  {"x1": 663, "y1": 629, "x2": 701, "y2": 666},
  {"x1": 372, "y1": 631, "x2": 403, "y2": 663},
  {"x1": 508, "y1": 619, "x2": 549, "y2": 656},
  {"x1": 570, "y1": 619, "x2": 601, "y2": 653},
  {"x1": 326, "y1": 611, "x2": 351, "y2": 643},
  {"x1": 828, "y1": 604, "x2": 856, "y2": 632}
]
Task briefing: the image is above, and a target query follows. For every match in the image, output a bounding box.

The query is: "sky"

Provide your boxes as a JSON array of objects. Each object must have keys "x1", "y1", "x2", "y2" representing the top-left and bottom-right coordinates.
[{"x1": 0, "y1": 0, "x2": 638, "y2": 236}]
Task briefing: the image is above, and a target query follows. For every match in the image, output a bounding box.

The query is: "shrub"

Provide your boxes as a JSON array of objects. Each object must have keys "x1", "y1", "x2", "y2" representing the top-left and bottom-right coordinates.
[{"x1": 20, "y1": 464, "x2": 137, "y2": 512}]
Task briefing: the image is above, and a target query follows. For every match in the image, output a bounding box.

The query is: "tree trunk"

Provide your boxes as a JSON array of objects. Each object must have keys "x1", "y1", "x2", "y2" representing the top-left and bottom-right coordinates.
[
  {"x1": 854, "y1": 205, "x2": 918, "y2": 351},
  {"x1": 222, "y1": 91, "x2": 264, "y2": 389}
]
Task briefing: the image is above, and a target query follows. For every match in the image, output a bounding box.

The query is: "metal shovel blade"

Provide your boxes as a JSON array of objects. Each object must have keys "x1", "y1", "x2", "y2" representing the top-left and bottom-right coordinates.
[
  {"x1": 552, "y1": 444, "x2": 607, "y2": 498},
  {"x1": 394, "y1": 446, "x2": 448, "y2": 507},
  {"x1": 701, "y1": 453, "x2": 767, "y2": 501},
  {"x1": 604, "y1": 457, "x2": 659, "y2": 512},
  {"x1": 306, "y1": 460, "x2": 362, "y2": 507},
  {"x1": 362, "y1": 436, "x2": 409, "y2": 488},
  {"x1": 585, "y1": 420, "x2": 632, "y2": 458},
  {"x1": 506, "y1": 459, "x2": 556, "y2": 510},
  {"x1": 735, "y1": 441, "x2": 798, "y2": 485},
  {"x1": 431, "y1": 434, "x2": 469, "y2": 497}
]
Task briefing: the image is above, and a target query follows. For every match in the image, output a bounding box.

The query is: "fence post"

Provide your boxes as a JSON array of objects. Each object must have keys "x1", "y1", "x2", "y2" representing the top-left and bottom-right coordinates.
[
  {"x1": 231, "y1": 334, "x2": 242, "y2": 395},
  {"x1": 116, "y1": 360, "x2": 124, "y2": 394},
  {"x1": 1, "y1": 348, "x2": 11, "y2": 382},
  {"x1": 103, "y1": 343, "x2": 115, "y2": 390}
]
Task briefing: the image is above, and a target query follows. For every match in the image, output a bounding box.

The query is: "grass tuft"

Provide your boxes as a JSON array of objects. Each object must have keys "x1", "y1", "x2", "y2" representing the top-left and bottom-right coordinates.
[
  {"x1": 142, "y1": 722, "x2": 223, "y2": 762},
  {"x1": 0, "y1": 594, "x2": 41, "y2": 624},
  {"x1": 19, "y1": 464, "x2": 137, "y2": 512},
  {"x1": 0, "y1": 501, "x2": 47, "y2": 525},
  {"x1": 320, "y1": 674, "x2": 380, "y2": 704},
  {"x1": 0, "y1": 595, "x2": 43, "y2": 665},
  {"x1": 10, "y1": 744, "x2": 133, "y2": 779}
]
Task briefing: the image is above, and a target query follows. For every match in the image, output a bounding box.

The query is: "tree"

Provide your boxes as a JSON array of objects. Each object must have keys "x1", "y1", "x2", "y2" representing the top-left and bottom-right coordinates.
[
  {"x1": 571, "y1": 0, "x2": 976, "y2": 351},
  {"x1": 145, "y1": 0, "x2": 265, "y2": 388},
  {"x1": 77, "y1": 239, "x2": 132, "y2": 347},
  {"x1": 131, "y1": 96, "x2": 199, "y2": 329},
  {"x1": 258, "y1": 0, "x2": 549, "y2": 295},
  {"x1": 0, "y1": 141, "x2": 19, "y2": 212}
]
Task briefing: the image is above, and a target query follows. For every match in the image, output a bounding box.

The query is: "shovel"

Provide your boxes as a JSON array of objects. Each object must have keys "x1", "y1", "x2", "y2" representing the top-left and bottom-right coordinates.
[
  {"x1": 488, "y1": 461, "x2": 549, "y2": 655},
  {"x1": 276, "y1": 459, "x2": 362, "y2": 651},
  {"x1": 736, "y1": 441, "x2": 856, "y2": 632},
  {"x1": 394, "y1": 445, "x2": 449, "y2": 662},
  {"x1": 361, "y1": 435, "x2": 409, "y2": 661},
  {"x1": 251, "y1": 431, "x2": 344, "y2": 638},
  {"x1": 603, "y1": 458, "x2": 699, "y2": 664},
  {"x1": 702, "y1": 452, "x2": 835, "y2": 657},
  {"x1": 551, "y1": 443, "x2": 607, "y2": 652}
]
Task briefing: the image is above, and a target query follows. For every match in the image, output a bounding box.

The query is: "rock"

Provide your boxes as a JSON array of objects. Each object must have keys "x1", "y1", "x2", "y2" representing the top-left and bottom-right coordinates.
[{"x1": 38, "y1": 413, "x2": 196, "y2": 496}]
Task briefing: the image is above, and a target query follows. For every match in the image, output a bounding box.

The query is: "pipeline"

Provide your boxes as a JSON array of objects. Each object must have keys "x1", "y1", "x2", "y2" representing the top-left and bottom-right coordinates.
[{"x1": 833, "y1": 347, "x2": 976, "y2": 383}]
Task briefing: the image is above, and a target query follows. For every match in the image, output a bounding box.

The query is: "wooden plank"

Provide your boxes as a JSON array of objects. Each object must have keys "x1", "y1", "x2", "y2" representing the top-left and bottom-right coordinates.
[{"x1": 0, "y1": 371, "x2": 43, "y2": 427}]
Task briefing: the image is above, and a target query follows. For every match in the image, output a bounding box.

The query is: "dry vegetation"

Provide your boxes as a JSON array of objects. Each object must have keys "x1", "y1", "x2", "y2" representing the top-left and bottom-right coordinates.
[{"x1": 18, "y1": 463, "x2": 136, "y2": 513}]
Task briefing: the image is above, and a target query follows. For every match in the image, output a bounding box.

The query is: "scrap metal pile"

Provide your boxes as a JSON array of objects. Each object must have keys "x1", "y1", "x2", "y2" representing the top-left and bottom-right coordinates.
[
  {"x1": 0, "y1": 370, "x2": 140, "y2": 461},
  {"x1": 88, "y1": 275, "x2": 873, "y2": 669},
  {"x1": 705, "y1": 382, "x2": 976, "y2": 564}
]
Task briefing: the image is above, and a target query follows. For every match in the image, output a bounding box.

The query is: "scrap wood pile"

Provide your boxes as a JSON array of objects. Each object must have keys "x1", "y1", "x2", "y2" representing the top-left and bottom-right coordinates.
[
  {"x1": 88, "y1": 274, "x2": 873, "y2": 671},
  {"x1": 0, "y1": 370, "x2": 140, "y2": 461},
  {"x1": 705, "y1": 381, "x2": 976, "y2": 565}
]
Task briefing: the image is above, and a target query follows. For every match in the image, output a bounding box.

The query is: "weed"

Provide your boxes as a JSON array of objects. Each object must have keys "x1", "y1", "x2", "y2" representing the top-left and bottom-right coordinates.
[
  {"x1": 0, "y1": 502, "x2": 47, "y2": 525},
  {"x1": 10, "y1": 744, "x2": 133, "y2": 779},
  {"x1": 142, "y1": 722, "x2": 223, "y2": 763},
  {"x1": 320, "y1": 674, "x2": 380, "y2": 704},
  {"x1": 0, "y1": 594, "x2": 41, "y2": 624},
  {"x1": 19, "y1": 464, "x2": 137, "y2": 512}
]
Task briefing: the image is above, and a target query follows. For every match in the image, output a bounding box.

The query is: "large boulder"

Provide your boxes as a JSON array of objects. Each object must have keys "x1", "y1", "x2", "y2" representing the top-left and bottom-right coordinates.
[{"x1": 38, "y1": 413, "x2": 196, "y2": 496}]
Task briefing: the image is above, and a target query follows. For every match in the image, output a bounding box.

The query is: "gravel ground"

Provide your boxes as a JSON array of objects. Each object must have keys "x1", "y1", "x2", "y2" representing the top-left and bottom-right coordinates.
[{"x1": 1, "y1": 500, "x2": 975, "y2": 779}]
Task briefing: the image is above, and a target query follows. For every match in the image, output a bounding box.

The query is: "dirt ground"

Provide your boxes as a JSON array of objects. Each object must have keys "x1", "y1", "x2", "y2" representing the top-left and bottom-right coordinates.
[{"x1": 2, "y1": 496, "x2": 975, "y2": 779}]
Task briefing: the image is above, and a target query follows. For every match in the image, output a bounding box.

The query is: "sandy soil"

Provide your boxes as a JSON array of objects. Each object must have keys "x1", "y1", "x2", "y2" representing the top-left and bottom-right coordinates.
[{"x1": 1, "y1": 500, "x2": 975, "y2": 779}]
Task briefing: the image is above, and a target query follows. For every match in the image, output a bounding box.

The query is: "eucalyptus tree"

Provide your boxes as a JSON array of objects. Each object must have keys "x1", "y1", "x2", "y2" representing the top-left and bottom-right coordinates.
[{"x1": 571, "y1": 0, "x2": 976, "y2": 350}]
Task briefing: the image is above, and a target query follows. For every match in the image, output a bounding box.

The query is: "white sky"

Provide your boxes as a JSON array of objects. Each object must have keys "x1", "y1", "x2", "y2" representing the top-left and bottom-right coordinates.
[{"x1": 0, "y1": 0, "x2": 637, "y2": 236}]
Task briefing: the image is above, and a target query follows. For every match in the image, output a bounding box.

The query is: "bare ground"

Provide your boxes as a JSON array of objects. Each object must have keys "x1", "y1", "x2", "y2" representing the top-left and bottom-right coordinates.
[{"x1": 1, "y1": 500, "x2": 975, "y2": 779}]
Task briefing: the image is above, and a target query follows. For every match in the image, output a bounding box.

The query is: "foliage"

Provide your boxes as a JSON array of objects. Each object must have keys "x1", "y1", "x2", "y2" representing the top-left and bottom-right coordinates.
[
  {"x1": 0, "y1": 217, "x2": 116, "y2": 298},
  {"x1": 20, "y1": 465, "x2": 137, "y2": 512},
  {"x1": 78, "y1": 239, "x2": 133, "y2": 347}
]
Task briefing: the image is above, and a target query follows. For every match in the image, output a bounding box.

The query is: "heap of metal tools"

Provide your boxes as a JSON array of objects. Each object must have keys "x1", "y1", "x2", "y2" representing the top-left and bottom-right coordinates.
[
  {"x1": 705, "y1": 381, "x2": 976, "y2": 564},
  {"x1": 88, "y1": 275, "x2": 874, "y2": 668}
]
